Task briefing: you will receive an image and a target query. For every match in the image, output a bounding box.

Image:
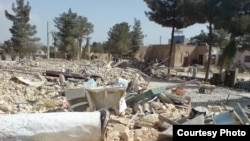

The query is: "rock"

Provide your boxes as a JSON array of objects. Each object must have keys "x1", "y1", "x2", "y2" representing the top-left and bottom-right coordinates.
[
  {"x1": 151, "y1": 101, "x2": 163, "y2": 110},
  {"x1": 165, "y1": 103, "x2": 176, "y2": 112},
  {"x1": 106, "y1": 130, "x2": 120, "y2": 140},
  {"x1": 120, "y1": 130, "x2": 130, "y2": 140},
  {"x1": 158, "y1": 93, "x2": 173, "y2": 104},
  {"x1": 125, "y1": 108, "x2": 133, "y2": 115},
  {"x1": 199, "y1": 84, "x2": 216, "y2": 94},
  {"x1": 54, "y1": 85, "x2": 61, "y2": 90},
  {"x1": 113, "y1": 124, "x2": 126, "y2": 132},
  {"x1": 0, "y1": 100, "x2": 4, "y2": 104},
  {"x1": 135, "y1": 114, "x2": 159, "y2": 128},
  {"x1": 134, "y1": 129, "x2": 143, "y2": 137},
  {"x1": 135, "y1": 137, "x2": 142, "y2": 141},
  {"x1": 128, "y1": 137, "x2": 135, "y2": 141},
  {"x1": 133, "y1": 103, "x2": 143, "y2": 113},
  {"x1": 59, "y1": 73, "x2": 66, "y2": 84},
  {"x1": 143, "y1": 114, "x2": 159, "y2": 125},
  {"x1": 0, "y1": 110, "x2": 5, "y2": 114},
  {"x1": 25, "y1": 87, "x2": 38, "y2": 95},
  {"x1": 112, "y1": 124, "x2": 130, "y2": 140},
  {"x1": 0, "y1": 104, "x2": 9, "y2": 112}
]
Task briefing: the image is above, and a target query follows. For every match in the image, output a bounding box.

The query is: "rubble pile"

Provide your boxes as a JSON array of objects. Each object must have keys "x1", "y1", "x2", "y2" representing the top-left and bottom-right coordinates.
[
  {"x1": 0, "y1": 59, "x2": 149, "y2": 114},
  {"x1": 0, "y1": 58, "x2": 249, "y2": 141}
]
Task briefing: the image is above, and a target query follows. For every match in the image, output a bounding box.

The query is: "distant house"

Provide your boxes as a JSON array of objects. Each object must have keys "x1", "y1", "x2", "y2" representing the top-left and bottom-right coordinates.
[
  {"x1": 168, "y1": 35, "x2": 190, "y2": 45},
  {"x1": 211, "y1": 47, "x2": 223, "y2": 65},
  {"x1": 90, "y1": 53, "x2": 111, "y2": 61},
  {"x1": 143, "y1": 44, "x2": 222, "y2": 67},
  {"x1": 35, "y1": 49, "x2": 46, "y2": 58},
  {"x1": 232, "y1": 48, "x2": 250, "y2": 71}
]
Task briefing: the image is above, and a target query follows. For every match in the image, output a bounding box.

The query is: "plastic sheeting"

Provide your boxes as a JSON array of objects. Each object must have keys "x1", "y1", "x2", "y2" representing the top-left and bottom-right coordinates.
[{"x1": 0, "y1": 112, "x2": 103, "y2": 141}]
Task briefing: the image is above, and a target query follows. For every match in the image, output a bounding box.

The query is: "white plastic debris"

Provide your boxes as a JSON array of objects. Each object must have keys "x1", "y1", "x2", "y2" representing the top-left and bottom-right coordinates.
[{"x1": 0, "y1": 112, "x2": 103, "y2": 141}]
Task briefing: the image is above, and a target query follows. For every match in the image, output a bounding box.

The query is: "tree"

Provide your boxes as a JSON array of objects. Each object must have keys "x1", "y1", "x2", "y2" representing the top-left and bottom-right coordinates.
[
  {"x1": 144, "y1": 0, "x2": 197, "y2": 78},
  {"x1": 130, "y1": 18, "x2": 144, "y2": 53},
  {"x1": 237, "y1": 34, "x2": 250, "y2": 48},
  {"x1": 0, "y1": 40, "x2": 12, "y2": 60},
  {"x1": 188, "y1": 0, "x2": 250, "y2": 79},
  {"x1": 91, "y1": 42, "x2": 105, "y2": 53},
  {"x1": 2, "y1": 40, "x2": 12, "y2": 54},
  {"x1": 190, "y1": 30, "x2": 209, "y2": 45},
  {"x1": 54, "y1": 8, "x2": 93, "y2": 59},
  {"x1": 191, "y1": 29, "x2": 229, "y2": 47},
  {"x1": 76, "y1": 16, "x2": 94, "y2": 56},
  {"x1": 214, "y1": 29, "x2": 229, "y2": 47},
  {"x1": 5, "y1": 0, "x2": 40, "y2": 58},
  {"x1": 192, "y1": 0, "x2": 225, "y2": 82},
  {"x1": 214, "y1": 1, "x2": 250, "y2": 70},
  {"x1": 107, "y1": 22, "x2": 132, "y2": 58}
]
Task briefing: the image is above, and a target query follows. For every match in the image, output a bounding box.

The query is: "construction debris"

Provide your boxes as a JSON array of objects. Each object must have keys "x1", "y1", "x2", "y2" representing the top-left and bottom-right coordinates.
[{"x1": 0, "y1": 58, "x2": 249, "y2": 141}]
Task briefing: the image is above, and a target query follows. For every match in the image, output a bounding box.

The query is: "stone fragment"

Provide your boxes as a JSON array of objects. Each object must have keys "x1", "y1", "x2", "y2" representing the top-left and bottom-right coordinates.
[{"x1": 0, "y1": 104, "x2": 9, "y2": 112}]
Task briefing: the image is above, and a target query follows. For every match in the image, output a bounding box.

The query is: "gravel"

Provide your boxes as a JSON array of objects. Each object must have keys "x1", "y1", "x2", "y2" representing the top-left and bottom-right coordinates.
[
  {"x1": 183, "y1": 84, "x2": 250, "y2": 108},
  {"x1": 148, "y1": 78, "x2": 250, "y2": 108}
]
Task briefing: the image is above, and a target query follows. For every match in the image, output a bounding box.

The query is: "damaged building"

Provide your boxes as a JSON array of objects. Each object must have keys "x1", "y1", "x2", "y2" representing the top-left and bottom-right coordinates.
[{"x1": 143, "y1": 44, "x2": 222, "y2": 67}]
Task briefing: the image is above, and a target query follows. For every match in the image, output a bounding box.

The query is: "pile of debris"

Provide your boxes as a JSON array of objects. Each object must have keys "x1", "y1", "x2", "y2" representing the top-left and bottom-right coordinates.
[{"x1": 0, "y1": 58, "x2": 249, "y2": 141}]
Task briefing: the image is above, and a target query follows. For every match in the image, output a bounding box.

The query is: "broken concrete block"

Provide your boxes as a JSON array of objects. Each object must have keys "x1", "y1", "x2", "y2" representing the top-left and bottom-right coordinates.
[
  {"x1": 65, "y1": 87, "x2": 89, "y2": 112},
  {"x1": 134, "y1": 137, "x2": 142, "y2": 141},
  {"x1": 164, "y1": 93, "x2": 185, "y2": 103},
  {"x1": 165, "y1": 104, "x2": 176, "y2": 112},
  {"x1": 59, "y1": 73, "x2": 66, "y2": 85},
  {"x1": 25, "y1": 87, "x2": 38, "y2": 95},
  {"x1": 151, "y1": 101, "x2": 163, "y2": 110},
  {"x1": 143, "y1": 114, "x2": 159, "y2": 125},
  {"x1": 134, "y1": 129, "x2": 144, "y2": 137},
  {"x1": 158, "y1": 93, "x2": 173, "y2": 104},
  {"x1": 107, "y1": 130, "x2": 120, "y2": 140},
  {"x1": 85, "y1": 86, "x2": 127, "y2": 114},
  {"x1": 126, "y1": 86, "x2": 166, "y2": 106},
  {"x1": 199, "y1": 84, "x2": 216, "y2": 94},
  {"x1": 143, "y1": 103, "x2": 151, "y2": 113},
  {"x1": 111, "y1": 123, "x2": 130, "y2": 140},
  {"x1": 207, "y1": 105, "x2": 222, "y2": 113},
  {"x1": 133, "y1": 103, "x2": 143, "y2": 114},
  {"x1": 0, "y1": 104, "x2": 10, "y2": 112}
]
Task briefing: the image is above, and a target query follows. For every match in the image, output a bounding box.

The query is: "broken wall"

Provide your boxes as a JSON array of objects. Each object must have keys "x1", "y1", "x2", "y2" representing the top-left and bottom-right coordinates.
[
  {"x1": 91, "y1": 53, "x2": 111, "y2": 61},
  {"x1": 144, "y1": 44, "x2": 208, "y2": 67},
  {"x1": 143, "y1": 45, "x2": 172, "y2": 65},
  {"x1": 133, "y1": 45, "x2": 149, "y2": 62}
]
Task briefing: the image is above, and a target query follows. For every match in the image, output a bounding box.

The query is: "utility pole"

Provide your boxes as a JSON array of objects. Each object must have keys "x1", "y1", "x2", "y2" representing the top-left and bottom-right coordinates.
[
  {"x1": 47, "y1": 21, "x2": 50, "y2": 59},
  {"x1": 86, "y1": 37, "x2": 91, "y2": 60},
  {"x1": 160, "y1": 36, "x2": 162, "y2": 44}
]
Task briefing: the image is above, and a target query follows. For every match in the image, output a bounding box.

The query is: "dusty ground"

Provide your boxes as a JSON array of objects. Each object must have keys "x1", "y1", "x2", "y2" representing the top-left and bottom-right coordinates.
[{"x1": 148, "y1": 78, "x2": 250, "y2": 107}]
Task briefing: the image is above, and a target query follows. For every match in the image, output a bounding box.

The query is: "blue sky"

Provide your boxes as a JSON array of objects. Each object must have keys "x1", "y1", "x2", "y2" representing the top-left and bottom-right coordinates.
[{"x1": 0, "y1": 0, "x2": 208, "y2": 46}]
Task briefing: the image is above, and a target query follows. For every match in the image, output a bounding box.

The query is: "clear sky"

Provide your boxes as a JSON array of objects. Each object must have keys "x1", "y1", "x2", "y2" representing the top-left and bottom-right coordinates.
[{"x1": 0, "y1": 0, "x2": 208, "y2": 46}]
